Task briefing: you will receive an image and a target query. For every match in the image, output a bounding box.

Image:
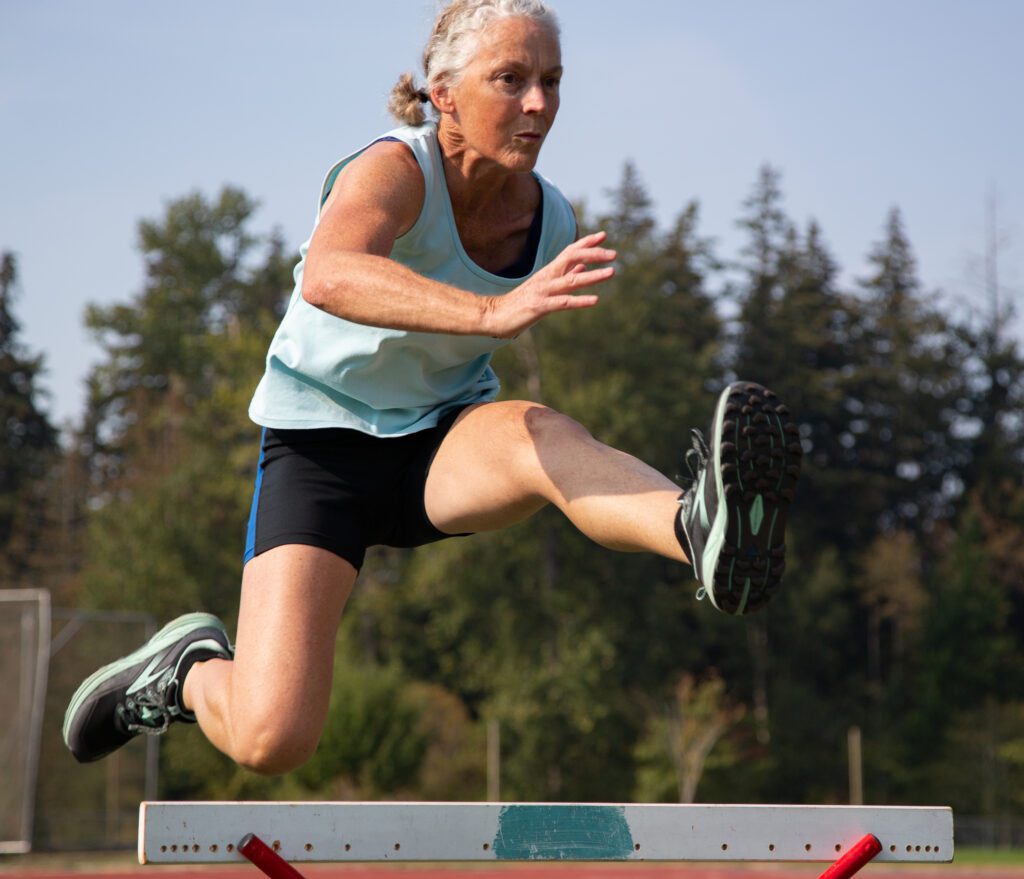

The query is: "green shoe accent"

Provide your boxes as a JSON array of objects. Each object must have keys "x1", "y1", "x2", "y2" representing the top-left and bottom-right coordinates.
[
  {"x1": 695, "y1": 471, "x2": 711, "y2": 531},
  {"x1": 750, "y1": 494, "x2": 765, "y2": 535},
  {"x1": 737, "y1": 577, "x2": 752, "y2": 615}
]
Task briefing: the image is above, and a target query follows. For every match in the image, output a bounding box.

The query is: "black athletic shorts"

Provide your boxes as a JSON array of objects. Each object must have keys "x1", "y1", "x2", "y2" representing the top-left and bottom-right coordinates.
[{"x1": 243, "y1": 407, "x2": 470, "y2": 571}]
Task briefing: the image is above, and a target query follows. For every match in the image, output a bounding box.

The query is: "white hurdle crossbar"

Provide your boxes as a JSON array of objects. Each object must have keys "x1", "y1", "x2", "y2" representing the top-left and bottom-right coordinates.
[{"x1": 139, "y1": 801, "x2": 953, "y2": 868}]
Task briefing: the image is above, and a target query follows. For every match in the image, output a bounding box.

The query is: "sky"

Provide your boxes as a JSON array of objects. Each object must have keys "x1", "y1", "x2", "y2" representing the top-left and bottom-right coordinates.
[{"x1": 2, "y1": 0, "x2": 1022, "y2": 427}]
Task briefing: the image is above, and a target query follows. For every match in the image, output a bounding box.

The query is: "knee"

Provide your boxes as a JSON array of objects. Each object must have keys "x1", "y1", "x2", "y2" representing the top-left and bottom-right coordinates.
[
  {"x1": 232, "y1": 719, "x2": 320, "y2": 776},
  {"x1": 511, "y1": 402, "x2": 592, "y2": 450}
]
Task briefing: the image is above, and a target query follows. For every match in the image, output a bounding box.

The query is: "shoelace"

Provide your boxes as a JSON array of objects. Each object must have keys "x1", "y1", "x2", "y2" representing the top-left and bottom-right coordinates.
[
  {"x1": 117, "y1": 682, "x2": 173, "y2": 735},
  {"x1": 684, "y1": 428, "x2": 710, "y2": 482},
  {"x1": 681, "y1": 429, "x2": 711, "y2": 602}
]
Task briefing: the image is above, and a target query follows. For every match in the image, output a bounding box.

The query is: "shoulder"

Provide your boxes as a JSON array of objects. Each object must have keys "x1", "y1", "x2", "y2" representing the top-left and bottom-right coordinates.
[
  {"x1": 320, "y1": 136, "x2": 426, "y2": 234},
  {"x1": 345, "y1": 139, "x2": 423, "y2": 192},
  {"x1": 330, "y1": 133, "x2": 424, "y2": 196},
  {"x1": 349, "y1": 124, "x2": 439, "y2": 189}
]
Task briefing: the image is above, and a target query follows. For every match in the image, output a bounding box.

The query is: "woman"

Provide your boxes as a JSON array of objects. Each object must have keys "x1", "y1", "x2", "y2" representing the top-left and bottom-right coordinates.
[{"x1": 64, "y1": 0, "x2": 800, "y2": 773}]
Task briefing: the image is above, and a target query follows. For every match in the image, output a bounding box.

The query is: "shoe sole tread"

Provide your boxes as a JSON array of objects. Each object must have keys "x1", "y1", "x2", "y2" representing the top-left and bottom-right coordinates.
[{"x1": 710, "y1": 383, "x2": 801, "y2": 614}]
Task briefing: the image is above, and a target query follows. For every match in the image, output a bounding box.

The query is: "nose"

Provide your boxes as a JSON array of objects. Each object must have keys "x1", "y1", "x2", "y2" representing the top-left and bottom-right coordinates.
[{"x1": 521, "y1": 81, "x2": 547, "y2": 114}]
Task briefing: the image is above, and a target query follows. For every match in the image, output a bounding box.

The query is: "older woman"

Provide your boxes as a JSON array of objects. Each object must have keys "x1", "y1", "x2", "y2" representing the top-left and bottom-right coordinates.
[{"x1": 64, "y1": 0, "x2": 800, "y2": 773}]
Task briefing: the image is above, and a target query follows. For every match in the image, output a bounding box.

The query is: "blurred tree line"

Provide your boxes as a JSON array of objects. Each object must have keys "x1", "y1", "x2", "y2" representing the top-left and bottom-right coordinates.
[{"x1": 3, "y1": 163, "x2": 1023, "y2": 818}]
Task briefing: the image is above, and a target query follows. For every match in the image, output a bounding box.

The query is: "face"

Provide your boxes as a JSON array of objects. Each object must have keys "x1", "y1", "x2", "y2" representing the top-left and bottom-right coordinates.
[{"x1": 437, "y1": 17, "x2": 562, "y2": 171}]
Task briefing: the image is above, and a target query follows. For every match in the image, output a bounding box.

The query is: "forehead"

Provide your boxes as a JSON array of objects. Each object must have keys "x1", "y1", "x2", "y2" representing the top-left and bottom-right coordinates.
[{"x1": 471, "y1": 17, "x2": 561, "y2": 66}]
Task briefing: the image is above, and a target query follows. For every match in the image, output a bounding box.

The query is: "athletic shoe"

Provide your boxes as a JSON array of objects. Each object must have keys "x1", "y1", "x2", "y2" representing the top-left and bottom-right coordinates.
[
  {"x1": 63, "y1": 612, "x2": 232, "y2": 763},
  {"x1": 677, "y1": 381, "x2": 802, "y2": 614}
]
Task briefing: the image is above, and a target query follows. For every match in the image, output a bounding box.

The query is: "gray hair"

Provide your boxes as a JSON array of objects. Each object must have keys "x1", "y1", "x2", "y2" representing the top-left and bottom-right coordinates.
[{"x1": 387, "y1": 0, "x2": 560, "y2": 126}]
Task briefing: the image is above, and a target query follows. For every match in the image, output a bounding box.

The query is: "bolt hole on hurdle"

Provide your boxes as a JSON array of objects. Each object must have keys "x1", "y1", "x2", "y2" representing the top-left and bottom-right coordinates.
[{"x1": 138, "y1": 801, "x2": 954, "y2": 879}]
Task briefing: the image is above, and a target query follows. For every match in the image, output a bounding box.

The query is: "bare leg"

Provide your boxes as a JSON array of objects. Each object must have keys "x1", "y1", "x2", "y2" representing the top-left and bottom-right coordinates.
[
  {"x1": 426, "y1": 401, "x2": 688, "y2": 563},
  {"x1": 182, "y1": 544, "x2": 356, "y2": 774}
]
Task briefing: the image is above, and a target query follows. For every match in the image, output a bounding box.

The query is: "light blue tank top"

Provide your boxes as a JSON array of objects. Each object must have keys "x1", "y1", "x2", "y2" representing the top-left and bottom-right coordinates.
[{"x1": 248, "y1": 122, "x2": 577, "y2": 435}]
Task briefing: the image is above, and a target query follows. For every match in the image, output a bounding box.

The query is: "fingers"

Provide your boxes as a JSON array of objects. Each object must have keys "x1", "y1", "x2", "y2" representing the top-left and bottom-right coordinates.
[
  {"x1": 566, "y1": 245, "x2": 616, "y2": 268},
  {"x1": 553, "y1": 232, "x2": 616, "y2": 289},
  {"x1": 538, "y1": 267, "x2": 606, "y2": 319},
  {"x1": 554, "y1": 293, "x2": 599, "y2": 310},
  {"x1": 577, "y1": 230, "x2": 609, "y2": 247},
  {"x1": 563, "y1": 265, "x2": 614, "y2": 290},
  {"x1": 557, "y1": 236, "x2": 616, "y2": 290}
]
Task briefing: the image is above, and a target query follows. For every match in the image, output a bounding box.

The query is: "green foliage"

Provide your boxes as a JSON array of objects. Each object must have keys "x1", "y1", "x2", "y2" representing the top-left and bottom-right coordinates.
[
  {"x1": 633, "y1": 673, "x2": 746, "y2": 803},
  {"x1": 929, "y1": 701, "x2": 1024, "y2": 817},
  {"x1": 296, "y1": 659, "x2": 427, "y2": 797}
]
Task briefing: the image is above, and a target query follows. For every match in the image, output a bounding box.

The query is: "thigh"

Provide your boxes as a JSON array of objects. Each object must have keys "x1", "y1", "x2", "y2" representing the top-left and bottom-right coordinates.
[
  {"x1": 232, "y1": 544, "x2": 357, "y2": 744},
  {"x1": 424, "y1": 400, "x2": 586, "y2": 534},
  {"x1": 247, "y1": 427, "x2": 375, "y2": 571}
]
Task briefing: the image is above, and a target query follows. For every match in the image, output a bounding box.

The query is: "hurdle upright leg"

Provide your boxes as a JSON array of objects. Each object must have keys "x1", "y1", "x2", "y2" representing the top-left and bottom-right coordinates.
[
  {"x1": 817, "y1": 833, "x2": 882, "y2": 879},
  {"x1": 239, "y1": 833, "x2": 308, "y2": 879}
]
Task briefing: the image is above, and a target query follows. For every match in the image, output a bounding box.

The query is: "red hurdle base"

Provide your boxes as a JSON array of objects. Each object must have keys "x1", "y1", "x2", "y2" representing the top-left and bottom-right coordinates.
[
  {"x1": 239, "y1": 832, "x2": 309, "y2": 879},
  {"x1": 238, "y1": 831, "x2": 883, "y2": 879},
  {"x1": 817, "y1": 833, "x2": 883, "y2": 879}
]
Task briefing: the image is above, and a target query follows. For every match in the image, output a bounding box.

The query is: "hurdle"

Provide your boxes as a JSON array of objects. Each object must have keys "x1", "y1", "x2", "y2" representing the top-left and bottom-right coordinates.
[{"x1": 139, "y1": 801, "x2": 953, "y2": 879}]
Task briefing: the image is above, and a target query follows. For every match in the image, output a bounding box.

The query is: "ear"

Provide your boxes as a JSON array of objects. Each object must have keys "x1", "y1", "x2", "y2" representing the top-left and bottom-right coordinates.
[{"x1": 431, "y1": 82, "x2": 456, "y2": 115}]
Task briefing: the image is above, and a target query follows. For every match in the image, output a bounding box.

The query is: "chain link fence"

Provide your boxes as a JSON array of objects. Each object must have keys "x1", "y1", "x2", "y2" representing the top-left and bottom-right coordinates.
[
  {"x1": 955, "y1": 814, "x2": 1024, "y2": 849},
  {"x1": 33, "y1": 607, "x2": 158, "y2": 851},
  {"x1": 0, "y1": 590, "x2": 50, "y2": 853}
]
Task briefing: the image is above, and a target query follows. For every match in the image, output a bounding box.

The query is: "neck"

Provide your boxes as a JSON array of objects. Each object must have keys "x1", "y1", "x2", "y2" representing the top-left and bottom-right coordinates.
[{"x1": 437, "y1": 120, "x2": 520, "y2": 215}]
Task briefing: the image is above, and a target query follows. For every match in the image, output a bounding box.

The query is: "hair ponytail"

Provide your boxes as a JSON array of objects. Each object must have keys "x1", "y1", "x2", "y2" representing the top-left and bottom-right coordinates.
[{"x1": 387, "y1": 71, "x2": 430, "y2": 126}]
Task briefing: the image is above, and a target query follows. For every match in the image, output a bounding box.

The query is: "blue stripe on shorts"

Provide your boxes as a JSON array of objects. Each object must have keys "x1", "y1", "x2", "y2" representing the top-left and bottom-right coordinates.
[{"x1": 243, "y1": 428, "x2": 267, "y2": 564}]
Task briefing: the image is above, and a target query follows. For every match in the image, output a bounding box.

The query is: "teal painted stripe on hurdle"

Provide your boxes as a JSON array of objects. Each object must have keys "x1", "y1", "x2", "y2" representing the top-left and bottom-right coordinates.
[
  {"x1": 138, "y1": 801, "x2": 954, "y2": 866},
  {"x1": 493, "y1": 805, "x2": 635, "y2": 859}
]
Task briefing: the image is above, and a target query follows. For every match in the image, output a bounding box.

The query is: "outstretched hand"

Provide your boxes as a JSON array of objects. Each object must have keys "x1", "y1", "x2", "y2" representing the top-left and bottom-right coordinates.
[{"x1": 482, "y1": 231, "x2": 616, "y2": 338}]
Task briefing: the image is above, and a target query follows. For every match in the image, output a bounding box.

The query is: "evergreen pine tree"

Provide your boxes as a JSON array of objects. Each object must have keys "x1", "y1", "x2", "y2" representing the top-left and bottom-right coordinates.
[
  {"x1": 851, "y1": 207, "x2": 965, "y2": 534},
  {"x1": 0, "y1": 252, "x2": 59, "y2": 583},
  {"x1": 77, "y1": 189, "x2": 291, "y2": 619},
  {"x1": 732, "y1": 165, "x2": 793, "y2": 386}
]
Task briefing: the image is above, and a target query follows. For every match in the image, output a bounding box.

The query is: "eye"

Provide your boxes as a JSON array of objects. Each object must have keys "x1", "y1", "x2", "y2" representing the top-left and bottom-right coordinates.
[
  {"x1": 544, "y1": 75, "x2": 561, "y2": 89},
  {"x1": 496, "y1": 72, "x2": 521, "y2": 87}
]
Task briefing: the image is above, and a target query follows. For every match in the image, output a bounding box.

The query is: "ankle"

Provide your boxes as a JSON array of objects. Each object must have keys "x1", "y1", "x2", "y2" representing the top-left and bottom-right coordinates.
[{"x1": 177, "y1": 655, "x2": 207, "y2": 715}]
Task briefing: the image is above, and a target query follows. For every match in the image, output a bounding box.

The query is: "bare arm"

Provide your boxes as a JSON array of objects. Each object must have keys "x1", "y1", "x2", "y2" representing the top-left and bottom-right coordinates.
[{"x1": 300, "y1": 141, "x2": 615, "y2": 339}]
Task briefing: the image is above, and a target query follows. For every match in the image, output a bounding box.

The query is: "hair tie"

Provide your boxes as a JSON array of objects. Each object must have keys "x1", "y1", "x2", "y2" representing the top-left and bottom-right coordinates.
[{"x1": 416, "y1": 89, "x2": 429, "y2": 103}]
